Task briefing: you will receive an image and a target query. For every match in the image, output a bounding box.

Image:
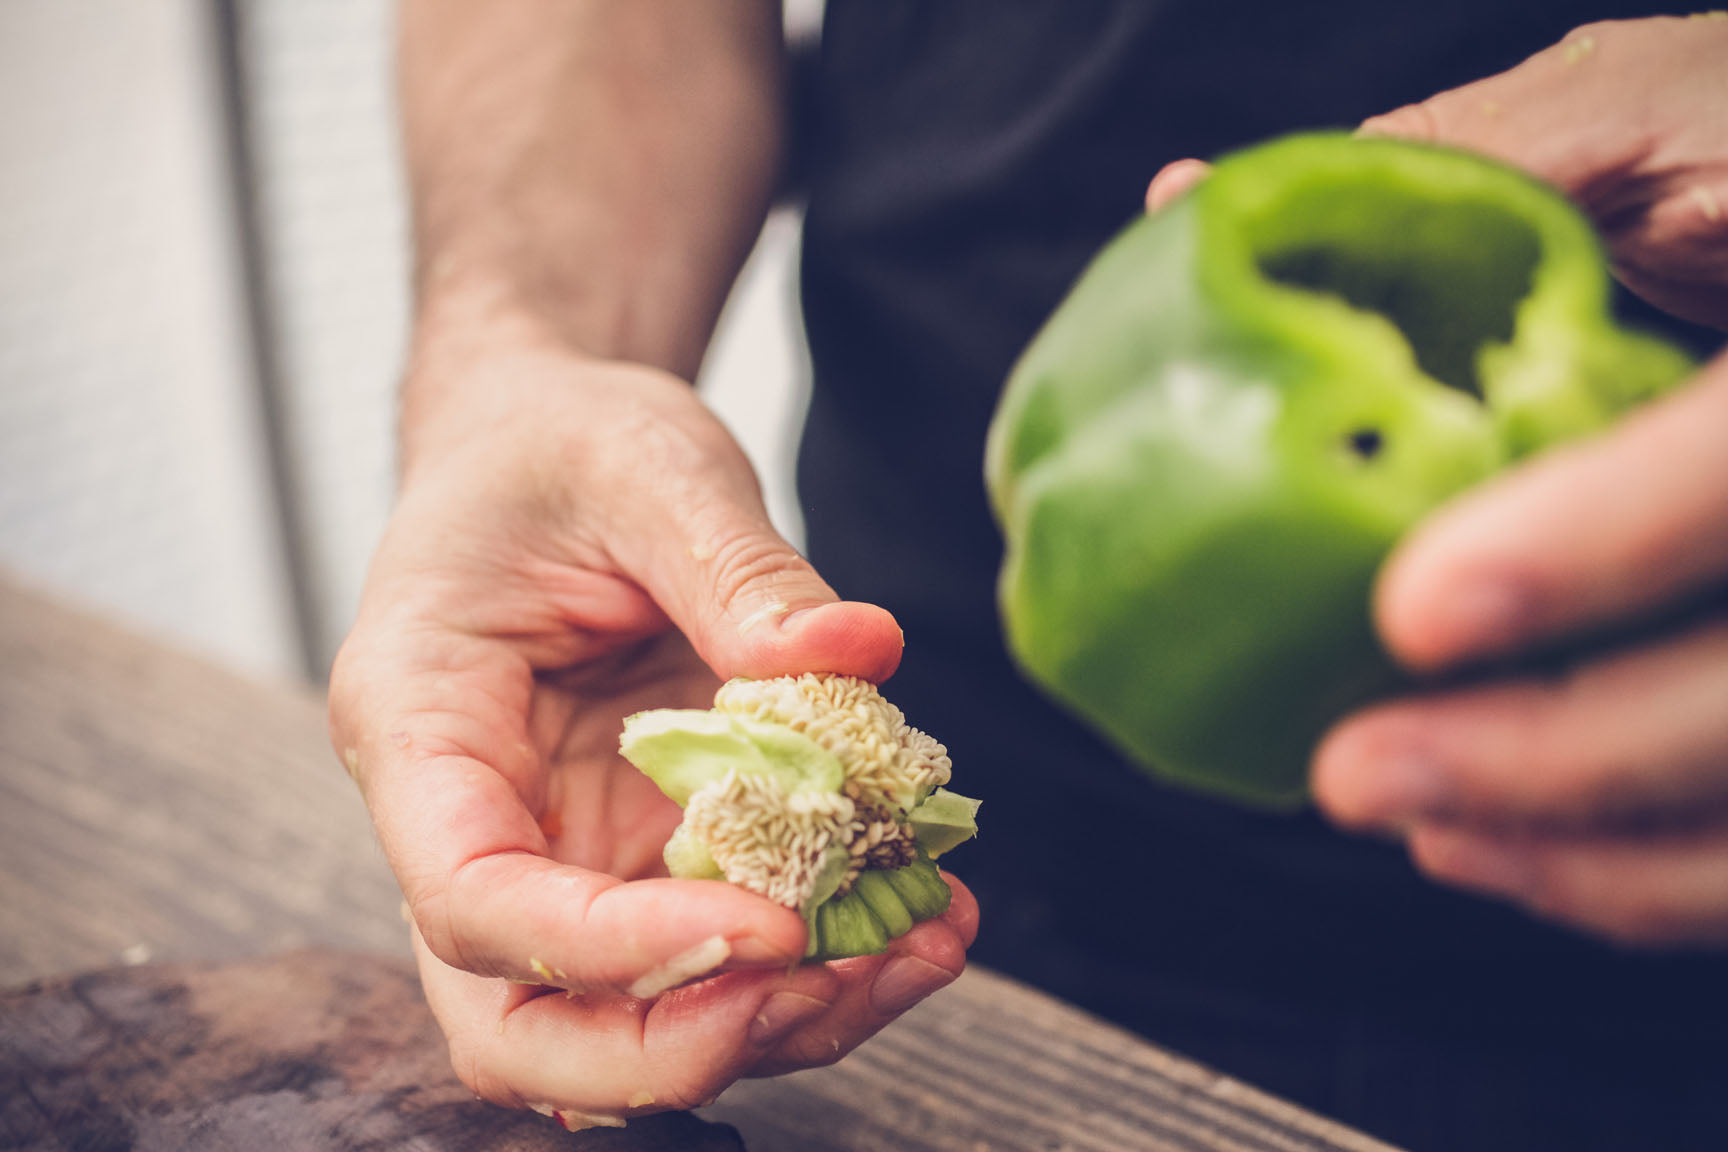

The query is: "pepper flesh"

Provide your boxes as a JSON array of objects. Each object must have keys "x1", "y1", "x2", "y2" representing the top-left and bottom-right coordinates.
[{"x1": 986, "y1": 132, "x2": 1694, "y2": 808}]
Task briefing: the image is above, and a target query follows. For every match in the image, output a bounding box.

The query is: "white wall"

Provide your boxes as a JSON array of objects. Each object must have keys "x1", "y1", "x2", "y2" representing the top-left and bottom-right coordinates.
[
  {"x1": 0, "y1": 0, "x2": 812, "y2": 683},
  {"x1": 0, "y1": 0, "x2": 299, "y2": 679}
]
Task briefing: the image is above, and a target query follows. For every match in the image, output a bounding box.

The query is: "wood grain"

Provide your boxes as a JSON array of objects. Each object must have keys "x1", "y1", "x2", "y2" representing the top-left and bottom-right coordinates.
[
  {"x1": 1, "y1": 951, "x2": 743, "y2": 1151},
  {"x1": 0, "y1": 576, "x2": 1404, "y2": 1151},
  {"x1": 715, "y1": 963, "x2": 1402, "y2": 1152},
  {"x1": 0, "y1": 575, "x2": 407, "y2": 985}
]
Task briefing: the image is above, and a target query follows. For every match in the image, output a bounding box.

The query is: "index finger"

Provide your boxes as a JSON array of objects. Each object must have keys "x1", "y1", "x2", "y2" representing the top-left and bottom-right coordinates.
[
  {"x1": 1354, "y1": 19, "x2": 1664, "y2": 206},
  {"x1": 1375, "y1": 349, "x2": 1728, "y2": 672}
]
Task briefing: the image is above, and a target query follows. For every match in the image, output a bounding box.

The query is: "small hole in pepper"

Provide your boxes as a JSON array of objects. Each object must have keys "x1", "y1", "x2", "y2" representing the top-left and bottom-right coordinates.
[{"x1": 1346, "y1": 428, "x2": 1383, "y2": 459}]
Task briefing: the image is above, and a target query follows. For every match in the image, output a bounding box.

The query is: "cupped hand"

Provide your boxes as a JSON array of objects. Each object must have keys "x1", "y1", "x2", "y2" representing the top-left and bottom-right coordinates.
[
  {"x1": 1314, "y1": 348, "x2": 1728, "y2": 946},
  {"x1": 328, "y1": 340, "x2": 976, "y2": 1125}
]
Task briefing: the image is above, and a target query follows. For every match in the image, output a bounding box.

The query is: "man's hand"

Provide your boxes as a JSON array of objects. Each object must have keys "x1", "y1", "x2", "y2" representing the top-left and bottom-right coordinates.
[
  {"x1": 359, "y1": 2, "x2": 973, "y2": 1122},
  {"x1": 1354, "y1": 15, "x2": 1728, "y2": 330},
  {"x1": 329, "y1": 342, "x2": 976, "y2": 1124},
  {"x1": 1149, "y1": 16, "x2": 1728, "y2": 946},
  {"x1": 1309, "y1": 16, "x2": 1728, "y2": 946},
  {"x1": 1149, "y1": 16, "x2": 1728, "y2": 327}
]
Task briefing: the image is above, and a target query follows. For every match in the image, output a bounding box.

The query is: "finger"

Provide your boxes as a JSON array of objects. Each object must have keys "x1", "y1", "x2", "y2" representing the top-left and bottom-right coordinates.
[
  {"x1": 333, "y1": 631, "x2": 810, "y2": 992},
  {"x1": 1314, "y1": 616, "x2": 1728, "y2": 832},
  {"x1": 601, "y1": 381, "x2": 905, "y2": 683},
  {"x1": 429, "y1": 852, "x2": 810, "y2": 994},
  {"x1": 1374, "y1": 351, "x2": 1728, "y2": 672},
  {"x1": 1355, "y1": 20, "x2": 1652, "y2": 205},
  {"x1": 748, "y1": 872, "x2": 978, "y2": 1077},
  {"x1": 1357, "y1": 16, "x2": 1728, "y2": 330},
  {"x1": 1144, "y1": 159, "x2": 1210, "y2": 213},
  {"x1": 1407, "y1": 821, "x2": 1728, "y2": 947},
  {"x1": 415, "y1": 925, "x2": 842, "y2": 1121},
  {"x1": 378, "y1": 746, "x2": 809, "y2": 992}
]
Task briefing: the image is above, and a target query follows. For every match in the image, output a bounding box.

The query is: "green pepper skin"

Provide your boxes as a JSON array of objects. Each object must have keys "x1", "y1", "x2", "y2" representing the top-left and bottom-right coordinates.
[{"x1": 986, "y1": 132, "x2": 1694, "y2": 808}]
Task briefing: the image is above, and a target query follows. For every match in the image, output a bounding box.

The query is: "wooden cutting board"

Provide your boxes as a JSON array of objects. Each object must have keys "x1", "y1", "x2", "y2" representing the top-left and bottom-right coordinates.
[{"x1": 0, "y1": 950, "x2": 742, "y2": 1151}]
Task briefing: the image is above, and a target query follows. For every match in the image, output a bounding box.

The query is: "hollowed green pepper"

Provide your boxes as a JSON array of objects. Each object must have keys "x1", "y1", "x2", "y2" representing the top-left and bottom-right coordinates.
[{"x1": 985, "y1": 132, "x2": 1695, "y2": 808}]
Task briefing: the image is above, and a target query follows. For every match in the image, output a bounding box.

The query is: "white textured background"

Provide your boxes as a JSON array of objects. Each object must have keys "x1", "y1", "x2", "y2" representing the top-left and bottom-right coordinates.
[{"x1": 0, "y1": 0, "x2": 816, "y2": 683}]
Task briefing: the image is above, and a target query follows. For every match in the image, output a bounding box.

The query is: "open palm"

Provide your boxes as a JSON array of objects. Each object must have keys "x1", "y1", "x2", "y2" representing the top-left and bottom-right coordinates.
[{"x1": 330, "y1": 352, "x2": 975, "y2": 1123}]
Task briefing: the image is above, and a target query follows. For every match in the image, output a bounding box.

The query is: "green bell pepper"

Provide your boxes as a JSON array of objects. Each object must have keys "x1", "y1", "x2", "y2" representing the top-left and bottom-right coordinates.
[{"x1": 985, "y1": 132, "x2": 1695, "y2": 808}]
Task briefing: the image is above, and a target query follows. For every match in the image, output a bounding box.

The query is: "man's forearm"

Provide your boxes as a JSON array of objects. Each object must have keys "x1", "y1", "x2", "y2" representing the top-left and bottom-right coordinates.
[{"x1": 398, "y1": 0, "x2": 786, "y2": 421}]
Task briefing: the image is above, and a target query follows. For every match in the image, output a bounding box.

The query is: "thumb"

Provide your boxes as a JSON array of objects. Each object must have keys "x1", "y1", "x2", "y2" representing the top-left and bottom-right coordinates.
[
  {"x1": 675, "y1": 519, "x2": 905, "y2": 683},
  {"x1": 1144, "y1": 158, "x2": 1210, "y2": 213},
  {"x1": 609, "y1": 412, "x2": 904, "y2": 684}
]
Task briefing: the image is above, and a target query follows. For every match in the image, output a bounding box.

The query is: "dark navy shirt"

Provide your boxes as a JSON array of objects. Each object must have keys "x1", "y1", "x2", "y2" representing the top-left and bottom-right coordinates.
[{"x1": 795, "y1": 5, "x2": 1725, "y2": 1148}]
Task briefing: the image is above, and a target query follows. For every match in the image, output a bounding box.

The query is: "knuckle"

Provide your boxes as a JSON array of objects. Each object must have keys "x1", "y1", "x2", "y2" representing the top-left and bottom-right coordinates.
[
  {"x1": 1562, "y1": 18, "x2": 1623, "y2": 44},
  {"x1": 437, "y1": 1009, "x2": 508, "y2": 1106},
  {"x1": 1453, "y1": 678, "x2": 1619, "y2": 825},
  {"x1": 1554, "y1": 758, "x2": 1652, "y2": 828},
  {"x1": 1575, "y1": 898, "x2": 1692, "y2": 949},
  {"x1": 1615, "y1": 508, "x2": 1718, "y2": 601},
  {"x1": 1360, "y1": 102, "x2": 1439, "y2": 143},
  {"x1": 1523, "y1": 856, "x2": 1696, "y2": 948},
  {"x1": 445, "y1": 1033, "x2": 484, "y2": 1096},
  {"x1": 1509, "y1": 855, "x2": 1632, "y2": 941},
  {"x1": 325, "y1": 634, "x2": 381, "y2": 767},
  {"x1": 545, "y1": 880, "x2": 619, "y2": 992},
  {"x1": 771, "y1": 1029, "x2": 851, "y2": 1070},
  {"x1": 616, "y1": 386, "x2": 745, "y2": 488},
  {"x1": 326, "y1": 644, "x2": 359, "y2": 725},
  {"x1": 452, "y1": 1041, "x2": 523, "y2": 1110},
  {"x1": 1534, "y1": 20, "x2": 1620, "y2": 70},
  {"x1": 405, "y1": 879, "x2": 471, "y2": 973},
  {"x1": 1440, "y1": 686, "x2": 1554, "y2": 815},
  {"x1": 327, "y1": 625, "x2": 371, "y2": 698},
  {"x1": 1515, "y1": 661, "x2": 1684, "y2": 827},
  {"x1": 705, "y1": 528, "x2": 811, "y2": 610}
]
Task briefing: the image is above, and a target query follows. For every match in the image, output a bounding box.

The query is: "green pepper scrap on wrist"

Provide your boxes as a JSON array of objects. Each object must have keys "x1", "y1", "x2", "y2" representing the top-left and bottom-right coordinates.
[{"x1": 986, "y1": 131, "x2": 1695, "y2": 809}]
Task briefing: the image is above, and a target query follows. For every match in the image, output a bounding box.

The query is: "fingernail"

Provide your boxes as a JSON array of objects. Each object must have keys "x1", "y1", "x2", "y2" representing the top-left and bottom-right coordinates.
[
  {"x1": 748, "y1": 991, "x2": 829, "y2": 1046},
  {"x1": 869, "y1": 956, "x2": 957, "y2": 1016}
]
